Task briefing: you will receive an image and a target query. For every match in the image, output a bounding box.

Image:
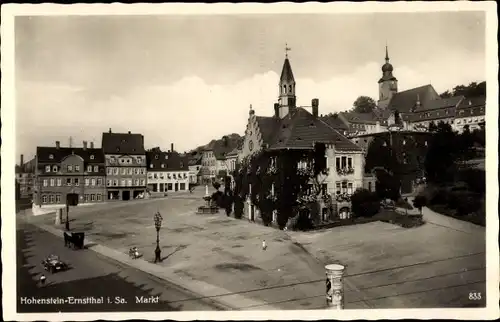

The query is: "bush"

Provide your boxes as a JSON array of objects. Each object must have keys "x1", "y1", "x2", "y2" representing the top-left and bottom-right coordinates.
[
  {"x1": 211, "y1": 191, "x2": 224, "y2": 207},
  {"x1": 293, "y1": 208, "x2": 314, "y2": 231},
  {"x1": 430, "y1": 188, "x2": 448, "y2": 205},
  {"x1": 412, "y1": 195, "x2": 428, "y2": 213},
  {"x1": 458, "y1": 168, "x2": 485, "y2": 195},
  {"x1": 455, "y1": 194, "x2": 481, "y2": 216},
  {"x1": 351, "y1": 189, "x2": 381, "y2": 218}
]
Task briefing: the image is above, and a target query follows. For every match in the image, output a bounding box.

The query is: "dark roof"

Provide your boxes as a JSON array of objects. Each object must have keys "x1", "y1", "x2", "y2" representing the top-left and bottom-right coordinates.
[
  {"x1": 255, "y1": 116, "x2": 282, "y2": 146},
  {"x1": 188, "y1": 155, "x2": 202, "y2": 166},
  {"x1": 319, "y1": 115, "x2": 349, "y2": 130},
  {"x1": 418, "y1": 96, "x2": 464, "y2": 111},
  {"x1": 457, "y1": 95, "x2": 486, "y2": 110},
  {"x1": 280, "y1": 58, "x2": 295, "y2": 83},
  {"x1": 36, "y1": 147, "x2": 104, "y2": 163},
  {"x1": 387, "y1": 84, "x2": 439, "y2": 113},
  {"x1": 264, "y1": 108, "x2": 362, "y2": 151},
  {"x1": 340, "y1": 112, "x2": 378, "y2": 125},
  {"x1": 146, "y1": 150, "x2": 189, "y2": 171},
  {"x1": 102, "y1": 132, "x2": 145, "y2": 155},
  {"x1": 352, "y1": 130, "x2": 433, "y2": 139}
]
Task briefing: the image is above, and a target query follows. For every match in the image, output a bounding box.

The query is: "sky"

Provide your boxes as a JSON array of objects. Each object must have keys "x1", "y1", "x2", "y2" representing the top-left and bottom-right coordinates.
[{"x1": 15, "y1": 11, "x2": 486, "y2": 161}]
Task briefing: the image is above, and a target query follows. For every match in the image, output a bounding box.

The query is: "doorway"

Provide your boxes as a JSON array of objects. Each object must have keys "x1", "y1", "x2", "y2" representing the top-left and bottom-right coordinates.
[
  {"x1": 174, "y1": 183, "x2": 179, "y2": 191},
  {"x1": 122, "y1": 190, "x2": 131, "y2": 201}
]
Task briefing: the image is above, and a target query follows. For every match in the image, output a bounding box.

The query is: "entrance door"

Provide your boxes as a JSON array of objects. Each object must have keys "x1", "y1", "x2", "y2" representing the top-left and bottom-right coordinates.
[
  {"x1": 122, "y1": 190, "x2": 131, "y2": 201},
  {"x1": 250, "y1": 204, "x2": 255, "y2": 221},
  {"x1": 174, "y1": 183, "x2": 179, "y2": 191}
]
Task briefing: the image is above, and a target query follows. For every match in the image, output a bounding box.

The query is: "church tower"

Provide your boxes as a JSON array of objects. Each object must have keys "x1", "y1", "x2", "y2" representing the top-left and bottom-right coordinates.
[
  {"x1": 377, "y1": 45, "x2": 398, "y2": 110},
  {"x1": 277, "y1": 46, "x2": 297, "y2": 118}
]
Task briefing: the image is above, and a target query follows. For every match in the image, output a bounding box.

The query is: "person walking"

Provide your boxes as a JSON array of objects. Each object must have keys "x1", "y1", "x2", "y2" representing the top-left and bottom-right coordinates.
[{"x1": 262, "y1": 240, "x2": 267, "y2": 251}]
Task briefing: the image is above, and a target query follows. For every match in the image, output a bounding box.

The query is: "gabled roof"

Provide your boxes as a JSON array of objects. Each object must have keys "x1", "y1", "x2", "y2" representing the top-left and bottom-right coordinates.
[
  {"x1": 418, "y1": 95, "x2": 464, "y2": 111},
  {"x1": 264, "y1": 108, "x2": 362, "y2": 151},
  {"x1": 280, "y1": 58, "x2": 295, "y2": 83},
  {"x1": 146, "y1": 150, "x2": 189, "y2": 171},
  {"x1": 457, "y1": 95, "x2": 486, "y2": 110},
  {"x1": 102, "y1": 132, "x2": 145, "y2": 155},
  {"x1": 319, "y1": 115, "x2": 349, "y2": 130},
  {"x1": 36, "y1": 147, "x2": 104, "y2": 164},
  {"x1": 387, "y1": 84, "x2": 439, "y2": 113}
]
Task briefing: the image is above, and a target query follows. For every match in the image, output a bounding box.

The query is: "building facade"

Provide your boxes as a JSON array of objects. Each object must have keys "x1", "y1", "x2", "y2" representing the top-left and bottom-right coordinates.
[
  {"x1": 34, "y1": 141, "x2": 106, "y2": 207},
  {"x1": 188, "y1": 156, "x2": 202, "y2": 185},
  {"x1": 200, "y1": 148, "x2": 217, "y2": 184},
  {"x1": 16, "y1": 154, "x2": 36, "y2": 198},
  {"x1": 238, "y1": 53, "x2": 365, "y2": 223},
  {"x1": 102, "y1": 129, "x2": 147, "y2": 201},
  {"x1": 146, "y1": 148, "x2": 190, "y2": 194},
  {"x1": 454, "y1": 96, "x2": 486, "y2": 133}
]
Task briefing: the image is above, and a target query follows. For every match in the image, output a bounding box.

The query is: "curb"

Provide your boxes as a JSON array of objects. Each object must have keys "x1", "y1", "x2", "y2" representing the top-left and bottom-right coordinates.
[{"x1": 31, "y1": 221, "x2": 275, "y2": 311}]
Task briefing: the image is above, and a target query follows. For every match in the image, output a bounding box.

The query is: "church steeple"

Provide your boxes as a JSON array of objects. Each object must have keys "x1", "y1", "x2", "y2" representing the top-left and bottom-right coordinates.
[
  {"x1": 277, "y1": 43, "x2": 296, "y2": 118},
  {"x1": 377, "y1": 44, "x2": 398, "y2": 110}
]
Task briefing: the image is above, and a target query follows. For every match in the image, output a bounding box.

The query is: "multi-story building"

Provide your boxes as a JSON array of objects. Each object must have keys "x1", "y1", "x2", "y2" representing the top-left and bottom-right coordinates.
[
  {"x1": 33, "y1": 140, "x2": 106, "y2": 207},
  {"x1": 454, "y1": 96, "x2": 486, "y2": 133},
  {"x1": 102, "y1": 129, "x2": 147, "y2": 200},
  {"x1": 146, "y1": 146, "x2": 190, "y2": 194},
  {"x1": 238, "y1": 53, "x2": 364, "y2": 222},
  {"x1": 188, "y1": 155, "x2": 202, "y2": 185},
  {"x1": 200, "y1": 148, "x2": 217, "y2": 184}
]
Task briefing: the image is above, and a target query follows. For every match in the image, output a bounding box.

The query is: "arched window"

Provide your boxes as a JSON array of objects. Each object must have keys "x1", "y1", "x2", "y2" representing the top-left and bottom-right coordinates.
[
  {"x1": 289, "y1": 85, "x2": 292, "y2": 92},
  {"x1": 283, "y1": 85, "x2": 287, "y2": 94}
]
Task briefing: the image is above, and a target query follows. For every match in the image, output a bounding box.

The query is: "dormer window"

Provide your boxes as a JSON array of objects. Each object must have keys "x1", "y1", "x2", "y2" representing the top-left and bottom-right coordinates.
[
  {"x1": 155, "y1": 155, "x2": 159, "y2": 159},
  {"x1": 49, "y1": 154, "x2": 54, "y2": 159},
  {"x1": 52, "y1": 165, "x2": 58, "y2": 172},
  {"x1": 161, "y1": 164, "x2": 165, "y2": 168},
  {"x1": 90, "y1": 155, "x2": 95, "y2": 160},
  {"x1": 45, "y1": 165, "x2": 51, "y2": 172},
  {"x1": 150, "y1": 164, "x2": 153, "y2": 168},
  {"x1": 165, "y1": 155, "x2": 168, "y2": 160},
  {"x1": 137, "y1": 157, "x2": 142, "y2": 163},
  {"x1": 180, "y1": 162, "x2": 184, "y2": 168},
  {"x1": 116, "y1": 148, "x2": 120, "y2": 152}
]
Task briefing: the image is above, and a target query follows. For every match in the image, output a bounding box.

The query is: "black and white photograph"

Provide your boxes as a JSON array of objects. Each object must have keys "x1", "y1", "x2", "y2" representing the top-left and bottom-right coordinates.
[{"x1": 1, "y1": 2, "x2": 498, "y2": 321}]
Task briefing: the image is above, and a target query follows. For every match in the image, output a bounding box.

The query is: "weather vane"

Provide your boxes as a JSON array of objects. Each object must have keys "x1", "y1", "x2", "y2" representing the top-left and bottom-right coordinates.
[{"x1": 285, "y1": 43, "x2": 291, "y2": 58}]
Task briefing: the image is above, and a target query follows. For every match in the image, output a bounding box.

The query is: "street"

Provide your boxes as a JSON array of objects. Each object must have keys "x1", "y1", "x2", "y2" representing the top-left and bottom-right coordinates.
[{"x1": 17, "y1": 221, "x2": 226, "y2": 312}]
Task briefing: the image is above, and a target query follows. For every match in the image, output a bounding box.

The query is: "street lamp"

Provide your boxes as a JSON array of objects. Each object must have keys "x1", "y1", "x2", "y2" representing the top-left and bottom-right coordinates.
[{"x1": 153, "y1": 211, "x2": 163, "y2": 263}]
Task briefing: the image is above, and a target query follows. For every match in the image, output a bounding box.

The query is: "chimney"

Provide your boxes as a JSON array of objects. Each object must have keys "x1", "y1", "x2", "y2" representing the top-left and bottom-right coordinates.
[
  {"x1": 274, "y1": 103, "x2": 279, "y2": 118},
  {"x1": 171, "y1": 143, "x2": 174, "y2": 153},
  {"x1": 90, "y1": 142, "x2": 94, "y2": 149},
  {"x1": 83, "y1": 141, "x2": 87, "y2": 150},
  {"x1": 20, "y1": 154, "x2": 24, "y2": 167},
  {"x1": 56, "y1": 141, "x2": 60, "y2": 149},
  {"x1": 109, "y1": 128, "x2": 112, "y2": 133},
  {"x1": 312, "y1": 98, "x2": 319, "y2": 117}
]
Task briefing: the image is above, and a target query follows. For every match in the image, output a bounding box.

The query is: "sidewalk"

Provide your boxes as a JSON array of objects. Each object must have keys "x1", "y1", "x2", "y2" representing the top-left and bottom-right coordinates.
[{"x1": 24, "y1": 218, "x2": 277, "y2": 311}]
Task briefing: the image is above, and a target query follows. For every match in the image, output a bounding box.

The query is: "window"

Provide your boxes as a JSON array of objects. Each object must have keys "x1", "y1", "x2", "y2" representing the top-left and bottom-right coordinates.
[
  {"x1": 113, "y1": 180, "x2": 118, "y2": 186},
  {"x1": 97, "y1": 194, "x2": 102, "y2": 201},
  {"x1": 140, "y1": 179, "x2": 145, "y2": 186},
  {"x1": 97, "y1": 178, "x2": 102, "y2": 186},
  {"x1": 50, "y1": 179, "x2": 55, "y2": 187},
  {"x1": 113, "y1": 168, "x2": 119, "y2": 175},
  {"x1": 335, "y1": 182, "x2": 341, "y2": 194},
  {"x1": 45, "y1": 165, "x2": 51, "y2": 172},
  {"x1": 91, "y1": 194, "x2": 96, "y2": 201},
  {"x1": 342, "y1": 181, "x2": 348, "y2": 194},
  {"x1": 42, "y1": 195, "x2": 48, "y2": 203},
  {"x1": 127, "y1": 179, "x2": 132, "y2": 186},
  {"x1": 56, "y1": 195, "x2": 61, "y2": 203},
  {"x1": 87, "y1": 165, "x2": 93, "y2": 172},
  {"x1": 94, "y1": 165, "x2": 99, "y2": 172},
  {"x1": 75, "y1": 178, "x2": 80, "y2": 186},
  {"x1": 84, "y1": 194, "x2": 89, "y2": 202},
  {"x1": 341, "y1": 156, "x2": 347, "y2": 168},
  {"x1": 75, "y1": 165, "x2": 80, "y2": 172},
  {"x1": 91, "y1": 178, "x2": 96, "y2": 186},
  {"x1": 107, "y1": 167, "x2": 113, "y2": 175},
  {"x1": 66, "y1": 178, "x2": 72, "y2": 186},
  {"x1": 137, "y1": 157, "x2": 143, "y2": 163},
  {"x1": 368, "y1": 182, "x2": 372, "y2": 192},
  {"x1": 52, "y1": 165, "x2": 58, "y2": 172},
  {"x1": 335, "y1": 157, "x2": 341, "y2": 170},
  {"x1": 49, "y1": 154, "x2": 54, "y2": 159},
  {"x1": 67, "y1": 165, "x2": 73, "y2": 172},
  {"x1": 153, "y1": 173, "x2": 158, "y2": 179},
  {"x1": 90, "y1": 155, "x2": 95, "y2": 160},
  {"x1": 128, "y1": 168, "x2": 133, "y2": 175},
  {"x1": 121, "y1": 179, "x2": 126, "y2": 186},
  {"x1": 347, "y1": 183, "x2": 353, "y2": 195},
  {"x1": 43, "y1": 179, "x2": 48, "y2": 187},
  {"x1": 347, "y1": 157, "x2": 352, "y2": 169},
  {"x1": 50, "y1": 195, "x2": 55, "y2": 203},
  {"x1": 134, "y1": 179, "x2": 139, "y2": 186},
  {"x1": 121, "y1": 168, "x2": 126, "y2": 175},
  {"x1": 161, "y1": 164, "x2": 165, "y2": 168},
  {"x1": 107, "y1": 179, "x2": 112, "y2": 186},
  {"x1": 150, "y1": 164, "x2": 153, "y2": 168},
  {"x1": 155, "y1": 155, "x2": 159, "y2": 159},
  {"x1": 57, "y1": 178, "x2": 62, "y2": 187}
]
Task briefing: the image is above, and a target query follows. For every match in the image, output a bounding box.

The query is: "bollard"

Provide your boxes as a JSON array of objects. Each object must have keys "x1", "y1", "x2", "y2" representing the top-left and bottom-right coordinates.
[
  {"x1": 325, "y1": 264, "x2": 345, "y2": 309},
  {"x1": 55, "y1": 208, "x2": 62, "y2": 225}
]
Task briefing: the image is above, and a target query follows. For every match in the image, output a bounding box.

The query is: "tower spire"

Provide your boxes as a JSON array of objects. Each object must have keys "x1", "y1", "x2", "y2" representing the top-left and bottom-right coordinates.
[
  {"x1": 385, "y1": 44, "x2": 389, "y2": 62},
  {"x1": 285, "y1": 43, "x2": 291, "y2": 58}
]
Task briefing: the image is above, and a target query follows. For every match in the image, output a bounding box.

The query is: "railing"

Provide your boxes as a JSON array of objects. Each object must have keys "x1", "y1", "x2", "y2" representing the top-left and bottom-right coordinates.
[{"x1": 336, "y1": 167, "x2": 355, "y2": 176}]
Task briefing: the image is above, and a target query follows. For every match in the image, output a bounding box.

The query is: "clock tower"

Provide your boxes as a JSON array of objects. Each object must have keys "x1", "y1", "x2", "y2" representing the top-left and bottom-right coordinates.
[
  {"x1": 377, "y1": 45, "x2": 398, "y2": 110},
  {"x1": 277, "y1": 45, "x2": 296, "y2": 118}
]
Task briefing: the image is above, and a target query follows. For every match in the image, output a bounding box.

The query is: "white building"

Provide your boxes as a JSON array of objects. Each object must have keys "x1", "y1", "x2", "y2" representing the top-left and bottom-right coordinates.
[{"x1": 146, "y1": 148, "x2": 190, "y2": 194}]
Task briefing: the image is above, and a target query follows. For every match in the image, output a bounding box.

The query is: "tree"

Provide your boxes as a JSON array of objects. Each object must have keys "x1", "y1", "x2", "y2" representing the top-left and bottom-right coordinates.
[
  {"x1": 351, "y1": 96, "x2": 377, "y2": 114},
  {"x1": 440, "y1": 81, "x2": 486, "y2": 98},
  {"x1": 350, "y1": 189, "x2": 380, "y2": 218},
  {"x1": 428, "y1": 121, "x2": 437, "y2": 132},
  {"x1": 424, "y1": 122, "x2": 459, "y2": 183},
  {"x1": 412, "y1": 195, "x2": 428, "y2": 214}
]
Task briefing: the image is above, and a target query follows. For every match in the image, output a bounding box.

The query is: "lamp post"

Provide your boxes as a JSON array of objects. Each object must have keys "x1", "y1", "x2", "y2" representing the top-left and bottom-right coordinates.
[{"x1": 153, "y1": 211, "x2": 163, "y2": 263}]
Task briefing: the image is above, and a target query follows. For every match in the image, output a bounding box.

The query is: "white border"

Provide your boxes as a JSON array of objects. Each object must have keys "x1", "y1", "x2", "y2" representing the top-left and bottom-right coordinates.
[{"x1": 1, "y1": 2, "x2": 498, "y2": 321}]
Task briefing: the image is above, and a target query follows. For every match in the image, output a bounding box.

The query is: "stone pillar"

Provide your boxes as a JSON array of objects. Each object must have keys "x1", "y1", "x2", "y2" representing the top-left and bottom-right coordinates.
[
  {"x1": 55, "y1": 208, "x2": 62, "y2": 225},
  {"x1": 325, "y1": 264, "x2": 345, "y2": 309}
]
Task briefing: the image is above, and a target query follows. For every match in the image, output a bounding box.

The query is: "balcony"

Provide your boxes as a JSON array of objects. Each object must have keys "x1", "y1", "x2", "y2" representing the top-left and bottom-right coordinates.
[{"x1": 336, "y1": 167, "x2": 354, "y2": 176}]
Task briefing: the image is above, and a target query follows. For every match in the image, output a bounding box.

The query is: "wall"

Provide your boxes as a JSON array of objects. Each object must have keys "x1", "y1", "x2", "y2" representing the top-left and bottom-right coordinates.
[{"x1": 239, "y1": 114, "x2": 263, "y2": 161}]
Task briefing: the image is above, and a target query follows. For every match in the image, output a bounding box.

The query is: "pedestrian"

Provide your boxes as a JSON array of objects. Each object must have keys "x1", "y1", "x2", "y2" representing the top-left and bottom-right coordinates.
[
  {"x1": 262, "y1": 240, "x2": 267, "y2": 251},
  {"x1": 39, "y1": 274, "x2": 46, "y2": 287}
]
